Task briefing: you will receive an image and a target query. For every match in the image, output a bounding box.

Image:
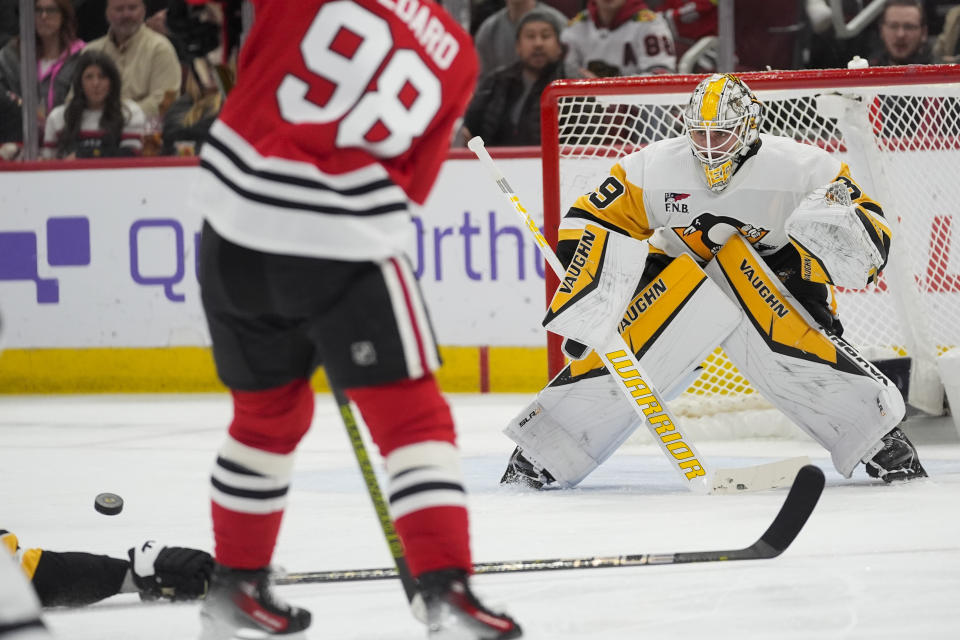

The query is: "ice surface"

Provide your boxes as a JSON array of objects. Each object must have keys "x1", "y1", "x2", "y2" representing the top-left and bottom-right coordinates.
[{"x1": 2, "y1": 393, "x2": 959, "y2": 639}]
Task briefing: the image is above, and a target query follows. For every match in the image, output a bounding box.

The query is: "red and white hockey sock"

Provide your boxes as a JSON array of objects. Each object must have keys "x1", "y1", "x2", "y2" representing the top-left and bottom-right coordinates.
[
  {"x1": 348, "y1": 376, "x2": 471, "y2": 576},
  {"x1": 210, "y1": 380, "x2": 314, "y2": 569},
  {"x1": 386, "y1": 442, "x2": 470, "y2": 576}
]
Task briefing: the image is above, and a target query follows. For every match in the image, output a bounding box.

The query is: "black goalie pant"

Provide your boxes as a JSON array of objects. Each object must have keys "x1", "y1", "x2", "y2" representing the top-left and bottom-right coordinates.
[{"x1": 199, "y1": 222, "x2": 441, "y2": 392}]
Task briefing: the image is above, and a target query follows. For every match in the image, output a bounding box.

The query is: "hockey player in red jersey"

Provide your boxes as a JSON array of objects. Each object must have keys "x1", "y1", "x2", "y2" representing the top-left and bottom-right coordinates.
[{"x1": 189, "y1": 1, "x2": 522, "y2": 638}]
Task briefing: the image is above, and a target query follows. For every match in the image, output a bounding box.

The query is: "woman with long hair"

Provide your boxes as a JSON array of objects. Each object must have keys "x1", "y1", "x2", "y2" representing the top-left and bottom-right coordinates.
[
  {"x1": 161, "y1": 56, "x2": 225, "y2": 155},
  {"x1": 42, "y1": 50, "x2": 144, "y2": 159},
  {"x1": 0, "y1": 0, "x2": 85, "y2": 120}
]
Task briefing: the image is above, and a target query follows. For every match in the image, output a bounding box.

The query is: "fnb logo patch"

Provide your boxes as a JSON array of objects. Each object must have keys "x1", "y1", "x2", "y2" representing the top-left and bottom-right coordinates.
[{"x1": 664, "y1": 192, "x2": 690, "y2": 213}]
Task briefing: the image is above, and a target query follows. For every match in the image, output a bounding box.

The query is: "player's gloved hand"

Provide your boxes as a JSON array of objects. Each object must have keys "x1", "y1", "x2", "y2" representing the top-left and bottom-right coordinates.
[
  {"x1": 128, "y1": 541, "x2": 213, "y2": 601},
  {"x1": 561, "y1": 337, "x2": 590, "y2": 360}
]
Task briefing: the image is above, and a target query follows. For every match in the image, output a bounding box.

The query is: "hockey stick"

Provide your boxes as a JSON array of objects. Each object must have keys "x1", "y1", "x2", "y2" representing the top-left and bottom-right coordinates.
[
  {"x1": 329, "y1": 385, "x2": 419, "y2": 605},
  {"x1": 277, "y1": 464, "x2": 825, "y2": 585},
  {"x1": 467, "y1": 136, "x2": 716, "y2": 492}
]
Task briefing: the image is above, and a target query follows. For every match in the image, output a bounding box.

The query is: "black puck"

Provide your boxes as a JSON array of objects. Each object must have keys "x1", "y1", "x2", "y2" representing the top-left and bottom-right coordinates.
[{"x1": 94, "y1": 493, "x2": 124, "y2": 516}]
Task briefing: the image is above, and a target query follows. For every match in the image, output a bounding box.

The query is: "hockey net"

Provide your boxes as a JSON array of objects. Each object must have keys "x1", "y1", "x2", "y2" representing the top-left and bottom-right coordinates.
[{"x1": 541, "y1": 66, "x2": 960, "y2": 418}]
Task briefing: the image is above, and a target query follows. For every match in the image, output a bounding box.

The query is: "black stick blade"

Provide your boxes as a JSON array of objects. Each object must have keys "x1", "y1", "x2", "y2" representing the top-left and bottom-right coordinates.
[
  {"x1": 755, "y1": 464, "x2": 825, "y2": 557},
  {"x1": 672, "y1": 463, "x2": 824, "y2": 563}
]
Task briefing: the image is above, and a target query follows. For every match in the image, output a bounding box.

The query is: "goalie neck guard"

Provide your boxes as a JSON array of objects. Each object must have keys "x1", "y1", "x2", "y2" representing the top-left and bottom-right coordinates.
[{"x1": 682, "y1": 74, "x2": 763, "y2": 193}]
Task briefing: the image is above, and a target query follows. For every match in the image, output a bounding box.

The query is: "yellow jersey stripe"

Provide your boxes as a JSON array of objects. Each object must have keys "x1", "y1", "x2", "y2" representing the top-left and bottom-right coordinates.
[
  {"x1": 21, "y1": 547, "x2": 42, "y2": 580},
  {"x1": 567, "y1": 163, "x2": 653, "y2": 241},
  {"x1": 1, "y1": 531, "x2": 18, "y2": 555}
]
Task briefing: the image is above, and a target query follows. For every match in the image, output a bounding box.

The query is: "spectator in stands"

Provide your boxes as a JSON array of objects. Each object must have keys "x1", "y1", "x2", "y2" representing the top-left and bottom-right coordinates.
[
  {"x1": 84, "y1": 0, "x2": 181, "y2": 120},
  {"x1": 869, "y1": 0, "x2": 933, "y2": 65},
  {"x1": 461, "y1": 10, "x2": 566, "y2": 146},
  {"x1": 0, "y1": 0, "x2": 85, "y2": 123},
  {"x1": 161, "y1": 56, "x2": 221, "y2": 155},
  {"x1": 474, "y1": 0, "x2": 568, "y2": 82},
  {"x1": 563, "y1": 0, "x2": 676, "y2": 77},
  {"x1": 42, "y1": 50, "x2": 144, "y2": 159},
  {"x1": 933, "y1": 4, "x2": 960, "y2": 63}
]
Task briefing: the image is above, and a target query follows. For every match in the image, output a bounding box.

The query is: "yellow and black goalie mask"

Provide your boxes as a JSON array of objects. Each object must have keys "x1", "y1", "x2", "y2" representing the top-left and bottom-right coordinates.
[{"x1": 682, "y1": 73, "x2": 763, "y2": 193}]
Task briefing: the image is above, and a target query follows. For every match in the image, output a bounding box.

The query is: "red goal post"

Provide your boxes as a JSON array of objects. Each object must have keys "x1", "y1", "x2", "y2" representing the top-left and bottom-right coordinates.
[{"x1": 540, "y1": 66, "x2": 960, "y2": 416}]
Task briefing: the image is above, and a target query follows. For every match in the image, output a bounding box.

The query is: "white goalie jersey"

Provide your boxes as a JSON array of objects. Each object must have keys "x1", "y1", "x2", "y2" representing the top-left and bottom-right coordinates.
[{"x1": 558, "y1": 133, "x2": 892, "y2": 311}]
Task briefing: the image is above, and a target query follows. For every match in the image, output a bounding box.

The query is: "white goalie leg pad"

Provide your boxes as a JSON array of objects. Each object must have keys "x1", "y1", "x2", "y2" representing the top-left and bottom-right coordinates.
[
  {"x1": 505, "y1": 375, "x2": 639, "y2": 488},
  {"x1": 706, "y1": 235, "x2": 904, "y2": 477},
  {"x1": 542, "y1": 224, "x2": 649, "y2": 349},
  {"x1": 505, "y1": 255, "x2": 742, "y2": 487}
]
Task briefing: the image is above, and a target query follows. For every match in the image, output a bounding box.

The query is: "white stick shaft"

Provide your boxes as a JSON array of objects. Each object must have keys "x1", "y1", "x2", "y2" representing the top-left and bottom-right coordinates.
[
  {"x1": 468, "y1": 136, "x2": 710, "y2": 494},
  {"x1": 467, "y1": 137, "x2": 566, "y2": 276}
]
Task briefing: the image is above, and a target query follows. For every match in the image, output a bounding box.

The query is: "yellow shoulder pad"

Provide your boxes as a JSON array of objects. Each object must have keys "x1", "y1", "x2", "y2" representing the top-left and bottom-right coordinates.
[
  {"x1": 21, "y1": 547, "x2": 43, "y2": 580},
  {"x1": 1, "y1": 530, "x2": 19, "y2": 555}
]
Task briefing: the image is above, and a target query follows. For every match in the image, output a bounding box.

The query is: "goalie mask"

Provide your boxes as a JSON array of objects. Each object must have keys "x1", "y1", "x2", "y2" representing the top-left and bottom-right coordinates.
[{"x1": 682, "y1": 74, "x2": 763, "y2": 193}]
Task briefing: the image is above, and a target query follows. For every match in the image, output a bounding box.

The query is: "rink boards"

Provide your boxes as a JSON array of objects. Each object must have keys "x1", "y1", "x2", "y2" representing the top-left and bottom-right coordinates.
[{"x1": 0, "y1": 154, "x2": 550, "y2": 393}]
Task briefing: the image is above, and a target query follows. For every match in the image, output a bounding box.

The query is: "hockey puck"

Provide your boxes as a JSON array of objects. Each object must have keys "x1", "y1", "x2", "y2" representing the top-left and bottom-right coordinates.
[{"x1": 94, "y1": 493, "x2": 124, "y2": 516}]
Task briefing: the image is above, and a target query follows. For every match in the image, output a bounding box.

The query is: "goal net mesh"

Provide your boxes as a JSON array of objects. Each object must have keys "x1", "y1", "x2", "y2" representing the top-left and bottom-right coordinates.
[{"x1": 545, "y1": 69, "x2": 960, "y2": 415}]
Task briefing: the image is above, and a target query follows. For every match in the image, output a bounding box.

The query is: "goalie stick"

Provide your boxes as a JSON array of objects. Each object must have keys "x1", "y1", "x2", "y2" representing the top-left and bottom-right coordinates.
[
  {"x1": 277, "y1": 464, "x2": 825, "y2": 585},
  {"x1": 466, "y1": 136, "x2": 805, "y2": 494}
]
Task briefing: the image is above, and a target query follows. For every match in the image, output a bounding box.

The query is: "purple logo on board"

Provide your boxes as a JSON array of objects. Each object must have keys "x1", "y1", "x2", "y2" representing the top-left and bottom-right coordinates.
[{"x1": 0, "y1": 217, "x2": 90, "y2": 303}]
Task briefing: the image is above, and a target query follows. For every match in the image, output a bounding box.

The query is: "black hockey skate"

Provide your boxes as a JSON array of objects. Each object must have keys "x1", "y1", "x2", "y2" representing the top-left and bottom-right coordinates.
[
  {"x1": 420, "y1": 569, "x2": 522, "y2": 639},
  {"x1": 864, "y1": 427, "x2": 928, "y2": 483},
  {"x1": 500, "y1": 447, "x2": 555, "y2": 489},
  {"x1": 199, "y1": 564, "x2": 311, "y2": 639}
]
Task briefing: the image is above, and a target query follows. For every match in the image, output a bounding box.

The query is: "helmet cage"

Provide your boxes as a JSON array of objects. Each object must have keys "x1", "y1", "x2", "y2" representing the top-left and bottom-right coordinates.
[
  {"x1": 682, "y1": 74, "x2": 763, "y2": 192},
  {"x1": 683, "y1": 115, "x2": 751, "y2": 168}
]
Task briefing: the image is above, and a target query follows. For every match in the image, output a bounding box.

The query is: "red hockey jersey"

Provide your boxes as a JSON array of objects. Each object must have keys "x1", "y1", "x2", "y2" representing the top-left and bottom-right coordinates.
[{"x1": 191, "y1": 0, "x2": 478, "y2": 260}]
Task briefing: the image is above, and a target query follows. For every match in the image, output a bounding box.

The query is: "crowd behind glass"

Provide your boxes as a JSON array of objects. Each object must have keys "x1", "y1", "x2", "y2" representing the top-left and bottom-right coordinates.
[{"x1": 0, "y1": 0, "x2": 957, "y2": 161}]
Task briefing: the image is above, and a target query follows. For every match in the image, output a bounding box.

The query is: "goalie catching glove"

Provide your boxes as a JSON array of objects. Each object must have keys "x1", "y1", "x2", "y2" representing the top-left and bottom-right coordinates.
[
  {"x1": 784, "y1": 180, "x2": 891, "y2": 289},
  {"x1": 128, "y1": 541, "x2": 213, "y2": 601}
]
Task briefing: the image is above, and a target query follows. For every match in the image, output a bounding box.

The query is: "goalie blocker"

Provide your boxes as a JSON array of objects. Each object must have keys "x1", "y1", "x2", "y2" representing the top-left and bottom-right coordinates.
[{"x1": 504, "y1": 234, "x2": 920, "y2": 488}]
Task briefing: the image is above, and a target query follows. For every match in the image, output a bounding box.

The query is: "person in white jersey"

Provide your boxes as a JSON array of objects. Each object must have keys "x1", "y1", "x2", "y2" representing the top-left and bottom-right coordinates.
[{"x1": 562, "y1": 0, "x2": 676, "y2": 77}]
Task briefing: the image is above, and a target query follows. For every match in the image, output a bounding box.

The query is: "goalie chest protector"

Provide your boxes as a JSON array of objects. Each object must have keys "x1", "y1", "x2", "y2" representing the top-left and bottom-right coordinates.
[{"x1": 625, "y1": 134, "x2": 846, "y2": 263}]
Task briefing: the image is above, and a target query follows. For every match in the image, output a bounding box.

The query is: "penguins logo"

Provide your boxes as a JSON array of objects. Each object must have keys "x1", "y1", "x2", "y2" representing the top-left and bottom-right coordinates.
[{"x1": 672, "y1": 213, "x2": 772, "y2": 260}]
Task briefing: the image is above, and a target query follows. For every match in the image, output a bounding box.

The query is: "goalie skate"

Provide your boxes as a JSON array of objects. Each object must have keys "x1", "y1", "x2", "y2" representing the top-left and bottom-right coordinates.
[
  {"x1": 863, "y1": 427, "x2": 928, "y2": 483},
  {"x1": 199, "y1": 565, "x2": 311, "y2": 639},
  {"x1": 500, "y1": 448, "x2": 555, "y2": 490},
  {"x1": 421, "y1": 569, "x2": 522, "y2": 639}
]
